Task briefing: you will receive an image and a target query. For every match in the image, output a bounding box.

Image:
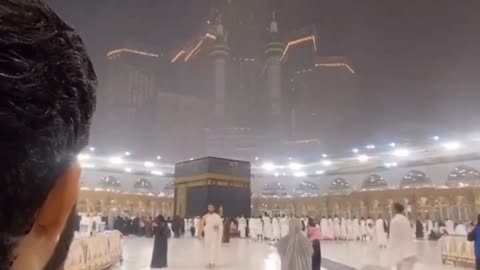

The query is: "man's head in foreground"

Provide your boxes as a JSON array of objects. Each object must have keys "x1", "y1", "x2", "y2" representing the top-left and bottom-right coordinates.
[
  {"x1": 393, "y1": 202, "x2": 405, "y2": 215},
  {"x1": 208, "y1": 204, "x2": 215, "y2": 214},
  {"x1": 0, "y1": 0, "x2": 96, "y2": 269}
]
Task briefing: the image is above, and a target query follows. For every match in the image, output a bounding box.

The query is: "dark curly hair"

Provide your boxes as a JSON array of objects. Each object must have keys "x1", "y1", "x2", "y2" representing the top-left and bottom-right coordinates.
[{"x1": 0, "y1": 0, "x2": 96, "y2": 268}]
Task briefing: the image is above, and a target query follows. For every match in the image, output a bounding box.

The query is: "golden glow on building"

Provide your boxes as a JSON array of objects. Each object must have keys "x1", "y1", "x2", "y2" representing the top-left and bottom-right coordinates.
[
  {"x1": 106, "y1": 48, "x2": 159, "y2": 59},
  {"x1": 171, "y1": 50, "x2": 186, "y2": 63},
  {"x1": 184, "y1": 33, "x2": 217, "y2": 62},
  {"x1": 280, "y1": 35, "x2": 317, "y2": 62},
  {"x1": 315, "y1": 63, "x2": 356, "y2": 74}
]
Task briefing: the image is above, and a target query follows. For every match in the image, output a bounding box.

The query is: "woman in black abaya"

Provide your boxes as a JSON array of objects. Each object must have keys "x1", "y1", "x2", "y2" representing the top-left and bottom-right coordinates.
[{"x1": 151, "y1": 215, "x2": 170, "y2": 268}]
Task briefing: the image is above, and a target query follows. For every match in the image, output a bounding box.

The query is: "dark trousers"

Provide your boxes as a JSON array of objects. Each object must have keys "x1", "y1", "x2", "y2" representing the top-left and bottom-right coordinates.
[
  {"x1": 312, "y1": 239, "x2": 321, "y2": 270},
  {"x1": 476, "y1": 259, "x2": 480, "y2": 270}
]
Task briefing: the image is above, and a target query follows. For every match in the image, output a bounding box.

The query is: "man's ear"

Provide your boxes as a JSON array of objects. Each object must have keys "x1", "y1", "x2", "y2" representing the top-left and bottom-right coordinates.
[{"x1": 12, "y1": 162, "x2": 81, "y2": 270}]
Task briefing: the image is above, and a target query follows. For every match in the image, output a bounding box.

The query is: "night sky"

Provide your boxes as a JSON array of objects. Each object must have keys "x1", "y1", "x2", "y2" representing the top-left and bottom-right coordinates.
[{"x1": 47, "y1": 0, "x2": 480, "y2": 144}]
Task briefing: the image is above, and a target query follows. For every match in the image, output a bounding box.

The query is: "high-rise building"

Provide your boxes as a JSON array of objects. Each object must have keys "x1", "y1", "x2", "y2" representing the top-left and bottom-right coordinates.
[{"x1": 97, "y1": 46, "x2": 160, "y2": 154}]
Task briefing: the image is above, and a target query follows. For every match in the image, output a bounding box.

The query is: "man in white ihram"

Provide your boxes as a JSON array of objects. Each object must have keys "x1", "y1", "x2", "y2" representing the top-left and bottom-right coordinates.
[
  {"x1": 238, "y1": 215, "x2": 247, "y2": 238},
  {"x1": 203, "y1": 204, "x2": 223, "y2": 269},
  {"x1": 388, "y1": 202, "x2": 416, "y2": 270}
]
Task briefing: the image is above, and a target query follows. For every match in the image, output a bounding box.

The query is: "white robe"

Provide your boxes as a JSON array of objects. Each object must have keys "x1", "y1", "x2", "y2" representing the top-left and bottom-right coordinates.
[
  {"x1": 375, "y1": 218, "x2": 387, "y2": 246},
  {"x1": 446, "y1": 219, "x2": 455, "y2": 234},
  {"x1": 327, "y1": 218, "x2": 334, "y2": 239},
  {"x1": 249, "y1": 218, "x2": 257, "y2": 239},
  {"x1": 360, "y1": 219, "x2": 367, "y2": 238},
  {"x1": 366, "y1": 219, "x2": 374, "y2": 240},
  {"x1": 387, "y1": 214, "x2": 416, "y2": 267},
  {"x1": 320, "y1": 218, "x2": 328, "y2": 240},
  {"x1": 272, "y1": 218, "x2": 281, "y2": 240},
  {"x1": 455, "y1": 224, "x2": 467, "y2": 235},
  {"x1": 263, "y1": 216, "x2": 273, "y2": 239},
  {"x1": 204, "y1": 213, "x2": 223, "y2": 266},
  {"x1": 280, "y1": 217, "x2": 289, "y2": 238},
  {"x1": 340, "y1": 218, "x2": 347, "y2": 239},
  {"x1": 352, "y1": 218, "x2": 360, "y2": 240},
  {"x1": 194, "y1": 217, "x2": 200, "y2": 237},
  {"x1": 346, "y1": 219, "x2": 354, "y2": 240},
  {"x1": 238, "y1": 217, "x2": 247, "y2": 238},
  {"x1": 333, "y1": 217, "x2": 341, "y2": 239}
]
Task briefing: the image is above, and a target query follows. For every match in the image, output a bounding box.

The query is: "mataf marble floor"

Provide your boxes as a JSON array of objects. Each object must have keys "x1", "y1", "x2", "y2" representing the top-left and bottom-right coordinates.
[{"x1": 112, "y1": 236, "x2": 468, "y2": 270}]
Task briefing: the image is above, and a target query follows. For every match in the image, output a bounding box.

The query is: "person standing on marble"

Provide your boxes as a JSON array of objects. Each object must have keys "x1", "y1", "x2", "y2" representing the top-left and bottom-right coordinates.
[
  {"x1": 194, "y1": 216, "x2": 201, "y2": 237},
  {"x1": 307, "y1": 218, "x2": 322, "y2": 270},
  {"x1": 203, "y1": 204, "x2": 223, "y2": 269},
  {"x1": 281, "y1": 215, "x2": 290, "y2": 238},
  {"x1": 151, "y1": 215, "x2": 170, "y2": 268},
  {"x1": 340, "y1": 217, "x2": 348, "y2": 240},
  {"x1": 415, "y1": 219, "x2": 424, "y2": 239},
  {"x1": 366, "y1": 217, "x2": 374, "y2": 241},
  {"x1": 277, "y1": 217, "x2": 313, "y2": 270},
  {"x1": 238, "y1": 215, "x2": 247, "y2": 238},
  {"x1": 388, "y1": 203, "x2": 416, "y2": 270},
  {"x1": 467, "y1": 214, "x2": 480, "y2": 270},
  {"x1": 352, "y1": 216, "x2": 360, "y2": 240},
  {"x1": 375, "y1": 215, "x2": 387, "y2": 248},
  {"x1": 360, "y1": 217, "x2": 367, "y2": 240},
  {"x1": 272, "y1": 215, "x2": 281, "y2": 241},
  {"x1": 326, "y1": 216, "x2": 334, "y2": 240},
  {"x1": 320, "y1": 217, "x2": 327, "y2": 240},
  {"x1": 263, "y1": 213, "x2": 273, "y2": 241},
  {"x1": 333, "y1": 215, "x2": 341, "y2": 240},
  {"x1": 445, "y1": 218, "x2": 455, "y2": 234}
]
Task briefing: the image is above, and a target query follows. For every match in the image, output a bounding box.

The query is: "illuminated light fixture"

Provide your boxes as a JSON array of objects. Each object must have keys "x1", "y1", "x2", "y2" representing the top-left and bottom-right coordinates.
[
  {"x1": 288, "y1": 157, "x2": 293, "y2": 161},
  {"x1": 433, "y1": 136, "x2": 440, "y2": 141},
  {"x1": 171, "y1": 50, "x2": 186, "y2": 63},
  {"x1": 443, "y1": 141, "x2": 461, "y2": 151},
  {"x1": 389, "y1": 142, "x2": 396, "y2": 148},
  {"x1": 315, "y1": 63, "x2": 355, "y2": 74},
  {"x1": 189, "y1": 157, "x2": 194, "y2": 161},
  {"x1": 254, "y1": 157, "x2": 260, "y2": 161},
  {"x1": 124, "y1": 151, "x2": 131, "y2": 156},
  {"x1": 156, "y1": 156, "x2": 162, "y2": 160},
  {"x1": 352, "y1": 148, "x2": 359, "y2": 154},
  {"x1": 357, "y1": 155, "x2": 369, "y2": 162},
  {"x1": 288, "y1": 162, "x2": 303, "y2": 171},
  {"x1": 124, "y1": 168, "x2": 132, "y2": 173},
  {"x1": 366, "y1": 144, "x2": 375, "y2": 149},
  {"x1": 315, "y1": 170, "x2": 325, "y2": 175},
  {"x1": 262, "y1": 162, "x2": 276, "y2": 171},
  {"x1": 294, "y1": 171, "x2": 307, "y2": 178},
  {"x1": 322, "y1": 160, "x2": 332, "y2": 166},
  {"x1": 280, "y1": 35, "x2": 316, "y2": 61},
  {"x1": 393, "y1": 148, "x2": 410, "y2": 157},
  {"x1": 322, "y1": 154, "x2": 328, "y2": 158},
  {"x1": 384, "y1": 162, "x2": 398, "y2": 168},
  {"x1": 109, "y1": 156, "x2": 124, "y2": 165},
  {"x1": 89, "y1": 147, "x2": 96, "y2": 152},
  {"x1": 106, "y1": 48, "x2": 159, "y2": 58},
  {"x1": 274, "y1": 172, "x2": 280, "y2": 177},
  {"x1": 151, "y1": 170, "x2": 164, "y2": 176},
  {"x1": 80, "y1": 162, "x2": 96, "y2": 169},
  {"x1": 77, "y1": 153, "x2": 91, "y2": 161},
  {"x1": 144, "y1": 161, "x2": 155, "y2": 168}
]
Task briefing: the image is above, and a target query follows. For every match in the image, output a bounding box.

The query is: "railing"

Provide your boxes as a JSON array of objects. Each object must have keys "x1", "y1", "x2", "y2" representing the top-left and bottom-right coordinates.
[
  {"x1": 64, "y1": 230, "x2": 123, "y2": 270},
  {"x1": 440, "y1": 235, "x2": 475, "y2": 267}
]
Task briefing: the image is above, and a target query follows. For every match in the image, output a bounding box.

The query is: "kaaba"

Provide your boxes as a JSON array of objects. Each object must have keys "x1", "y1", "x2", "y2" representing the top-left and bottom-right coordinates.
[{"x1": 174, "y1": 157, "x2": 251, "y2": 218}]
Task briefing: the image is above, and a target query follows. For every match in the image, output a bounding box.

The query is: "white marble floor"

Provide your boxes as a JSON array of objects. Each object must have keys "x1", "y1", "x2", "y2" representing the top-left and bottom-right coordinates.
[{"x1": 112, "y1": 236, "x2": 469, "y2": 270}]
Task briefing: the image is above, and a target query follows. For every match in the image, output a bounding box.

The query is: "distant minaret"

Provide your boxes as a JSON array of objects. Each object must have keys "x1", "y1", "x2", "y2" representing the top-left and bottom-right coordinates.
[
  {"x1": 210, "y1": 15, "x2": 230, "y2": 124},
  {"x1": 265, "y1": 12, "x2": 284, "y2": 131}
]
